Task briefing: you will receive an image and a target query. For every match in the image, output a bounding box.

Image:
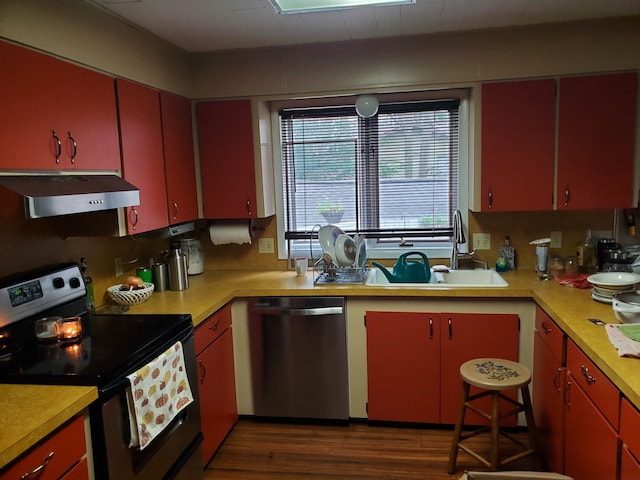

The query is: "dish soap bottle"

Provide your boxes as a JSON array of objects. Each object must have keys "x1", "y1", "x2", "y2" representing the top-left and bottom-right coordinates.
[
  {"x1": 497, "y1": 236, "x2": 516, "y2": 271},
  {"x1": 577, "y1": 229, "x2": 596, "y2": 274},
  {"x1": 80, "y1": 257, "x2": 95, "y2": 312}
]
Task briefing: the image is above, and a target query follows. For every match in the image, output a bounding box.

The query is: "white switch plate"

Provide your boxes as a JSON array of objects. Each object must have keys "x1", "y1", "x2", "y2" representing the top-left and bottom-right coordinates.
[
  {"x1": 550, "y1": 231, "x2": 562, "y2": 248},
  {"x1": 473, "y1": 233, "x2": 491, "y2": 250},
  {"x1": 258, "y1": 238, "x2": 275, "y2": 254}
]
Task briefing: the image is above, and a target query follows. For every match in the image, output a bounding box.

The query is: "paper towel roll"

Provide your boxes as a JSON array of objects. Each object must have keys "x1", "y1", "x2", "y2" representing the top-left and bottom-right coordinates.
[{"x1": 209, "y1": 222, "x2": 252, "y2": 245}]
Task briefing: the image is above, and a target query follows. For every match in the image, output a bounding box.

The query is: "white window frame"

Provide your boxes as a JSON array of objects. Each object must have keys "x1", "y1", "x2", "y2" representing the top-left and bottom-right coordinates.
[{"x1": 272, "y1": 88, "x2": 471, "y2": 262}]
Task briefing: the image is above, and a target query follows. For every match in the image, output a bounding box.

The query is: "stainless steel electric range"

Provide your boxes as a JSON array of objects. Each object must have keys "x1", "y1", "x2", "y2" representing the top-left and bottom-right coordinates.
[{"x1": 0, "y1": 263, "x2": 203, "y2": 480}]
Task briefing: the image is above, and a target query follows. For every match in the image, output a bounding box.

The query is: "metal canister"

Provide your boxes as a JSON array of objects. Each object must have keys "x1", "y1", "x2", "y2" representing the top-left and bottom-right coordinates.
[
  {"x1": 152, "y1": 262, "x2": 169, "y2": 292},
  {"x1": 167, "y1": 247, "x2": 189, "y2": 291}
]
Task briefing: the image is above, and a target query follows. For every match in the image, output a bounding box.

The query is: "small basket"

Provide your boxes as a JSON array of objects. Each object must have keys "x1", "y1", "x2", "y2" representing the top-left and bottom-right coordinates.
[{"x1": 107, "y1": 282, "x2": 154, "y2": 306}]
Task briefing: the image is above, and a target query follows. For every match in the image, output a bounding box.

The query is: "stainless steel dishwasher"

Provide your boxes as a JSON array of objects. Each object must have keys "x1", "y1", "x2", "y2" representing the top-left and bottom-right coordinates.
[{"x1": 248, "y1": 297, "x2": 349, "y2": 421}]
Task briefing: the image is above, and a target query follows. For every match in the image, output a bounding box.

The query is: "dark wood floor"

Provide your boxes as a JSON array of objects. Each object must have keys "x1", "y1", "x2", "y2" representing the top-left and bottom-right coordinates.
[{"x1": 205, "y1": 419, "x2": 537, "y2": 480}]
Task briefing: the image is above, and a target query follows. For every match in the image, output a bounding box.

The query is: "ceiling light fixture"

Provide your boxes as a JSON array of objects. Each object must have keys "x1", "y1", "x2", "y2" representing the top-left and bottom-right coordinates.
[{"x1": 269, "y1": 0, "x2": 415, "y2": 15}]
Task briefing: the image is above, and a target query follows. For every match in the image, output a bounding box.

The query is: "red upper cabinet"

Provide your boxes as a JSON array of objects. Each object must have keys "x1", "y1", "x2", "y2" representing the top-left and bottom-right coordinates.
[
  {"x1": 196, "y1": 99, "x2": 275, "y2": 219},
  {"x1": 480, "y1": 79, "x2": 556, "y2": 211},
  {"x1": 557, "y1": 73, "x2": 637, "y2": 210},
  {"x1": 116, "y1": 79, "x2": 169, "y2": 234},
  {"x1": 0, "y1": 41, "x2": 120, "y2": 171},
  {"x1": 160, "y1": 92, "x2": 199, "y2": 224}
]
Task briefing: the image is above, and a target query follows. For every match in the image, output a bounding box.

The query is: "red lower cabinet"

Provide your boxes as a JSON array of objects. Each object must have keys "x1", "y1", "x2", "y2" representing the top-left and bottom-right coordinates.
[
  {"x1": 620, "y1": 398, "x2": 640, "y2": 480},
  {"x1": 564, "y1": 340, "x2": 619, "y2": 480},
  {"x1": 195, "y1": 304, "x2": 238, "y2": 466},
  {"x1": 0, "y1": 415, "x2": 87, "y2": 480}
]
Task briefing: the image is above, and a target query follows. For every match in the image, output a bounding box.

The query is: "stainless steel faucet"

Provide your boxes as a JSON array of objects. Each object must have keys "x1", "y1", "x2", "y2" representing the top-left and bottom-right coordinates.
[{"x1": 450, "y1": 209, "x2": 465, "y2": 269}]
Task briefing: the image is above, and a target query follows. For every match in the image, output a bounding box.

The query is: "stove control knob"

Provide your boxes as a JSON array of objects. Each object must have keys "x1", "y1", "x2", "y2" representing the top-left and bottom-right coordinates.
[
  {"x1": 52, "y1": 277, "x2": 65, "y2": 289},
  {"x1": 69, "y1": 277, "x2": 81, "y2": 289}
]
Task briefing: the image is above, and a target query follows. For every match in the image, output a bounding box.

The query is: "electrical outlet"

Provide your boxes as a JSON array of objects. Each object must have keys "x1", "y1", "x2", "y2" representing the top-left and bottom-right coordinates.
[
  {"x1": 115, "y1": 257, "x2": 123, "y2": 277},
  {"x1": 258, "y1": 237, "x2": 275, "y2": 254},
  {"x1": 550, "y1": 231, "x2": 562, "y2": 248},
  {"x1": 473, "y1": 233, "x2": 491, "y2": 250}
]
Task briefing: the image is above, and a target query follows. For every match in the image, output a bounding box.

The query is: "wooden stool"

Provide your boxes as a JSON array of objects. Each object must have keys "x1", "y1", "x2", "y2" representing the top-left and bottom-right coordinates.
[{"x1": 447, "y1": 358, "x2": 537, "y2": 473}]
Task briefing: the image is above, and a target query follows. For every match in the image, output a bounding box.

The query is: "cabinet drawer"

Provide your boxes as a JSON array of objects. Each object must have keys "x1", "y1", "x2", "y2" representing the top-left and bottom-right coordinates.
[
  {"x1": 621, "y1": 398, "x2": 640, "y2": 456},
  {"x1": 566, "y1": 340, "x2": 619, "y2": 428},
  {"x1": 195, "y1": 304, "x2": 232, "y2": 354},
  {"x1": 534, "y1": 307, "x2": 564, "y2": 364},
  {"x1": 61, "y1": 457, "x2": 89, "y2": 480},
  {"x1": 1, "y1": 415, "x2": 86, "y2": 480}
]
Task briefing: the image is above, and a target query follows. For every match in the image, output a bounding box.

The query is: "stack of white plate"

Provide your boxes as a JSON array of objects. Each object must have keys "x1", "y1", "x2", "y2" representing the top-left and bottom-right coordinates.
[{"x1": 587, "y1": 272, "x2": 640, "y2": 303}]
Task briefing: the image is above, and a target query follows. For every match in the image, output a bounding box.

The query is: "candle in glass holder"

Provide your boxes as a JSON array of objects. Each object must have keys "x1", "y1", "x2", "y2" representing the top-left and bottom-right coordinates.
[{"x1": 58, "y1": 317, "x2": 82, "y2": 341}]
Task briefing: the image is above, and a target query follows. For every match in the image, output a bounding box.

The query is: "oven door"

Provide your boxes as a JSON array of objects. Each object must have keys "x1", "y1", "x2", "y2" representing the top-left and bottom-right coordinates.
[{"x1": 92, "y1": 332, "x2": 203, "y2": 480}]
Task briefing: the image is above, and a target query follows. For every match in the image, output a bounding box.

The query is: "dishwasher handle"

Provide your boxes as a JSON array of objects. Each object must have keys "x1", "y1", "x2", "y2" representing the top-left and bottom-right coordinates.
[{"x1": 250, "y1": 305, "x2": 344, "y2": 316}]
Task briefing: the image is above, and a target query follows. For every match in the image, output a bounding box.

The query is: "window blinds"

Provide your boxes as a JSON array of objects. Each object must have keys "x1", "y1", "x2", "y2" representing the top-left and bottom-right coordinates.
[{"x1": 280, "y1": 99, "x2": 460, "y2": 242}]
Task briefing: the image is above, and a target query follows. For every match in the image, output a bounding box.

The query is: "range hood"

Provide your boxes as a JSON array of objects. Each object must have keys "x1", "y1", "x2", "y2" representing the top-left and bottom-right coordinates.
[{"x1": 0, "y1": 174, "x2": 140, "y2": 219}]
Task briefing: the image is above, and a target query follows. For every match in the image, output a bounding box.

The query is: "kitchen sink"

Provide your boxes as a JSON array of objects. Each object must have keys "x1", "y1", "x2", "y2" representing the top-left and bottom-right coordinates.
[{"x1": 365, "y1": 268, "x2": 509, "y2": 288}]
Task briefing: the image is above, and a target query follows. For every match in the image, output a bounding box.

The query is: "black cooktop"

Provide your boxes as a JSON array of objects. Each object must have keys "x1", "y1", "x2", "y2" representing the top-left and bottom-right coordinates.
[{"x1": 0, "y1": 312, "x2": 193, "y2": 394}]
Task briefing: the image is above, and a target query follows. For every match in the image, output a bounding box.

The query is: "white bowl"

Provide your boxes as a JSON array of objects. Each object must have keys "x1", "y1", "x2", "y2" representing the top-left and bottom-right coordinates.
[
  {"x1": 612, "y1": 292, "x2": 640, "y2": 323},
  {"x1": 587, "y1": 272, "x2": 640, "y2": 288}
]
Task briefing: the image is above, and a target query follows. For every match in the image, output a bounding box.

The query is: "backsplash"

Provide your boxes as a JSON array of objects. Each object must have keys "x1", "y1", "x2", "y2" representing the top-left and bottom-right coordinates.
[{"x1": 1, "y1": 207, "x2": 629, "y2": 308}]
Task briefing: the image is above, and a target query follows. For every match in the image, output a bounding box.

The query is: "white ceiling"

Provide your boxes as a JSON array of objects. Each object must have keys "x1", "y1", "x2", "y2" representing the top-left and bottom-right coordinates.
[{"x1": 89, "y1": 0, "x2": 640, "y2": 53}]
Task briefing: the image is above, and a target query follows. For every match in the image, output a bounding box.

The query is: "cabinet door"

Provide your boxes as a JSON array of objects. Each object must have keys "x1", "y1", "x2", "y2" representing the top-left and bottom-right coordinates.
[
  {"x1": 366, "y1": 311, "x2": 441, "y2": 423},
  {"x1": 0, "y1": 415, "x2": 86, "y2": 480},
  {"x1": 621, "y1": 444, "x2": 640, "y2": 480},
  {"x1": 197, "y1": 99, "x2": 257, "y2": 219},
  {"x1": 564, "y1": 371, "x2": 618, "y2": 480},
  {"x1": 160, "y1": 92, "x2": 199, "y2": 224},
  {"x1": 0, "y1": 41, "x2": 120, "y2": 171},
  {"x1": 557, "y1": 73, "x2": 637, "y2": 210},
  {"x1": 533, "y1": 330, "x2": 565, "y2": 473},
  {"x1": 117, "y1": 79, "x2": 169, "y2": 234},
  {"x1": 480, "y1": 79, "x2": 556, "y2": 211},
  {"x1": 440, "y1": 313, "x2": 520, "y2": 425},
  {"x1": 198, "y1": 328, "x2": 238, "y2": 465}
]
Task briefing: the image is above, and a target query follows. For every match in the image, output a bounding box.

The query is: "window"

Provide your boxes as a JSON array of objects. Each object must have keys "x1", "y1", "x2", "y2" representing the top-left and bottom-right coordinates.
[{"x1": 276, "y1": 92, "x2": 468, "y2": 259}]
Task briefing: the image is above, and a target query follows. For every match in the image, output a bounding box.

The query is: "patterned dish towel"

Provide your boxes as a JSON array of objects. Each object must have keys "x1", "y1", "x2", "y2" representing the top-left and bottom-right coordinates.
[
  {"x1": 605, "y1": 323, "x2": 640, "y2": 358},
  {"x1": 126, "y1": 341, "x2": 194, "y2": 450}
]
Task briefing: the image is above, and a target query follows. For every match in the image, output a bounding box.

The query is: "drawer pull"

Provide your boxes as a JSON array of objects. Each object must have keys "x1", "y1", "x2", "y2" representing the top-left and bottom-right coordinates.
[
  {"x1": 209, "y1": 319, "x2": 220, "y2": 331},
  {"x1": 541, "y1": 321, "x2": 552, "y2": 334},
  {"x1": 428, "y1": 316, "x2": 433, "y2": 340},
  {"x1": 20, "y1": 451, "x2": 54, "y2": 479},
  {"x1": 553, "y1": 367, "x2": 562, "y2": 395},
  {"x1": 580, "y1": 364, "x2": 596, "y2": 384},
  {"x1": 198, "y1": 359, "x2": 206, "y2": 384},
  {"x1": 52, "y1": 130, "x2": 62, "y2": 164},
  {"x1": 447, "y1": 316, "x2": 452, "y2": 340},
  {"x1": 564, "y1": 380, "x2": 572, "y2": 408}
]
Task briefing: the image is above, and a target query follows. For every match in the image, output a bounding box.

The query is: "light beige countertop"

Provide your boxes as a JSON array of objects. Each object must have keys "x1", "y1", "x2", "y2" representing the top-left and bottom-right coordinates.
[{"x1": 2, "y1": 267, "x2": 638, "y2": 469}]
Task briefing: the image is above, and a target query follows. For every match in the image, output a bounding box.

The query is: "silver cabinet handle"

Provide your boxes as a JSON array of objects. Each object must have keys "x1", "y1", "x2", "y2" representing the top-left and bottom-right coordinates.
[
  {"x1": 488, "y1": 188, "x2": 493, "y2": 209},
  {"x1": 172, "y1": 200, "x2": 179, "y2": 221},
  {"x1": 541, "y1": 321, "x2": 552, "y2": 334},
  {"x1": 129, "y1": 207, "x2": 139, "y2": 230},
  {"x1": 246, "y1": 198, "x2": 253, "y2": 217},
  {"x1": 564, "y1": 380, "x2": 572, "y2": 408},
  {"x1": 447, "y1": 316, "x2": 452, "y2": 340},
  {"x1": 428, "y1": 315, "x2": 434, "y2": 340},
  {"x1": 198, "y1": 359, "x2": 206, "y2": 385},
  {"x1": 52, "y1": 130, "x2": 62, "y2": 164},
  {"x1": 20, "y1": 451, "x2": 54, "y2": 479},
  {"x1": 580, "y1": 364, "x2": 596, "y2": 384},
  {"x1": 68, "y1": 131, "x2": 77, "y2": 163},
  {"x1": 553, "y1": 367, "x2": 562, "y2": 395},
  {"x1": 564, "y1": 186, "x2": 570, "y2": 207},
  {"x1": 209, "y1": 319, "x2": 220, "y2": 331}
]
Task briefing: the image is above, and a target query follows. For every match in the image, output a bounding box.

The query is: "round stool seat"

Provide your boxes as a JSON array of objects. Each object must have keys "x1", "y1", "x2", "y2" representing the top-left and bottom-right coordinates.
[{"x1": 460, "y1": 358, "x2": 531, "y2": 390}]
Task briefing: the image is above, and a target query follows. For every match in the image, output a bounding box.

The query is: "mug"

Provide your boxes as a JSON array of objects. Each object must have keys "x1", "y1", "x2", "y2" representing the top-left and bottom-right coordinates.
[{"x1": 295, "y1": 257, "x2": 307, "y2": 276}]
